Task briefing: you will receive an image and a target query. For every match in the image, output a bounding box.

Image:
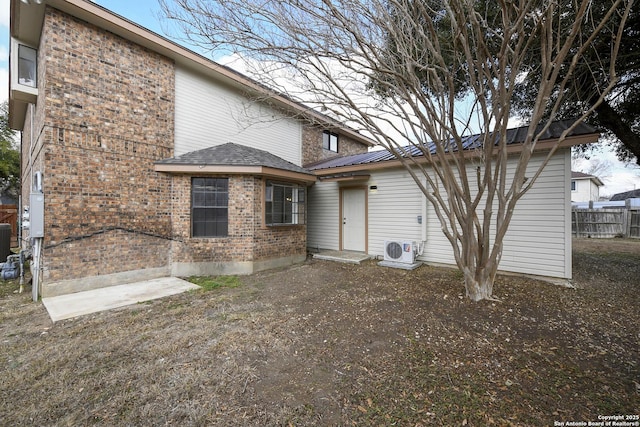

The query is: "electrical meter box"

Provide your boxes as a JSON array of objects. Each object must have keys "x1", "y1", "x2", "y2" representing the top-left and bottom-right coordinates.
[{"x1": 29, "y1": 193, "x2": 45, "y2": 238}]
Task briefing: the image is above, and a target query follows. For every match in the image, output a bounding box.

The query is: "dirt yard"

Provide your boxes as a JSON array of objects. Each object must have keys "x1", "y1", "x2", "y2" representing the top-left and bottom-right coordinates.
[{"x1": 1, "y1": 239, "x2": 638, "y2": 426}]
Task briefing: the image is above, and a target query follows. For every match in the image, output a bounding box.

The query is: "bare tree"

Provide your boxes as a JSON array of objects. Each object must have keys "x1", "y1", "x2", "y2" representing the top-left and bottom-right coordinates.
[
  {"x1": 571, "y1": 152, "x2": 613, "y2": 180},
  {"x1": 161, "y1": 0, "x2": 632, "y2": 301}
]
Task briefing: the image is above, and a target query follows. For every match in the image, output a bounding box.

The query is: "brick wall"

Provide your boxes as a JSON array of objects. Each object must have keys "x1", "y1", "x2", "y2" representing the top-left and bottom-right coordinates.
[
  {"x1": 37, "y1": 8, "x2": 175, "y2": 283},
  {"x1": 302, "y1": 125, "x2": 369, "y2": 166},
  {"x1": 170, "y1": 175, "x2": 306, "y2": 265},
  {"x1": 252, "y1": 177, "x2": 307, "y2": 260},
  {"x1": 20, "y1": 6, "x2": 354, "y2": 290},
  {"x1": 171, "y1": 175, "x2": 254, "y2": 263}
]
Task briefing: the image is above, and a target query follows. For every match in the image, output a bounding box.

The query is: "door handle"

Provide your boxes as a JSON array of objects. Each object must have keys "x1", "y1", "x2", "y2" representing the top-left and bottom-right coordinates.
[{"x1": 343, "y1": 217, "x2": 347, "y2": 224}]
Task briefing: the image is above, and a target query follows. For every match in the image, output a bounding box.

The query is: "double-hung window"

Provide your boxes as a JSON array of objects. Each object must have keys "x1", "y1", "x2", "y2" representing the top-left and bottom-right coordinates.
[
  {"x1": 265, "y1": 181, "x2": 306, "y2": 226},
  {"x1": 192, "y1": 177, "x2": 228, "y2": 237},
  {"x1": 322, "y1": 131, "x2": 338, "y2": 152}
]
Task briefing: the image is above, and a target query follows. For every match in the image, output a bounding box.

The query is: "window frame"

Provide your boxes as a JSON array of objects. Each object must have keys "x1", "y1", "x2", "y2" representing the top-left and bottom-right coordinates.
[
  {"x1": 571, "y1": 180, "x2": 576, "y2": 191},
  {"x1": 322, "y1": 130, "x2": 339, "y2": 152},
  {"x1": 265, "y1": 181, "x2": 306, "y2": 226},
  {"x1": 191, "y1": 177, "x2": 229, "y2": 238},
  {"x1": 17, "y1": 43, "x2": 37, "y2": 88},
  {"x1": 10, "y1": 38, "x2": 39, "y2": 103}
]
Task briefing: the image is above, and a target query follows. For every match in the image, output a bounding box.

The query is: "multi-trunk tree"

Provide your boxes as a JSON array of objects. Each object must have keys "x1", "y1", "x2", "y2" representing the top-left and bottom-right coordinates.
[{"x1": 161, "y1": 0, "x2": 632, "y2": 301}]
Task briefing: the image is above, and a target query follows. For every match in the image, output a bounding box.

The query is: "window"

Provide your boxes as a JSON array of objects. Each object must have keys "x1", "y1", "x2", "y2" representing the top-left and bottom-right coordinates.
[
  {"x1": 322, "y1": 131, "x2": 338, "y2": 152},
  {"x1": 18, "y1": 44, "x2": 37, "y2": 88},
  {"x1": 192, "y1": 178, "x2": 228, "y2": 237},
  {"x1": 265, "y1": 181, "x2": 306, "y2": 225},
  {"x1": 571, "y1": 180, "x2": 576, "y2": 191}
]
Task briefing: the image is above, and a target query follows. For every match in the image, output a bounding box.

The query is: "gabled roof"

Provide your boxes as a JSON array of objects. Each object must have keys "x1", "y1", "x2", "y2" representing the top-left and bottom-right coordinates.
[
  {"x1": 571, "y1": 171, "x2": 604, "y2": 186},
  {"x1": 155, "y1": 143, "x2": 316, "y2": 183},
  {"x1": 610, "y1": 189, "x2": 640, "y2": 201},
  {"x1": 571, "y1": 171, "x2": 594, "y2": 179},
  {"x1": 9, "y1": 0, "x2": 374, "y2": 146},
  {"x1": 309, "y1": 120, "x2": 599, "y2": 173}
]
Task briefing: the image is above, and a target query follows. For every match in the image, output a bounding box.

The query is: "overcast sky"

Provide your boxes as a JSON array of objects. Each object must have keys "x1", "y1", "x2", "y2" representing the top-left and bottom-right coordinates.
[{"x1": 1, "y1": 0, "x2": 638, "y2": 196}]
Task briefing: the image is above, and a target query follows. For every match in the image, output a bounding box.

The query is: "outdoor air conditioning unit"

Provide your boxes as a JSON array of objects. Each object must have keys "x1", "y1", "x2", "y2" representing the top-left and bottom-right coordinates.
[{"x1": 383, "y1": 240, "x2": 417, "y2": 264}]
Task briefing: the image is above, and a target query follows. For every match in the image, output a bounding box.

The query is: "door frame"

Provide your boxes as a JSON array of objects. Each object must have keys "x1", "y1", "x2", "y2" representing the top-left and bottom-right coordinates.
[{"x1": 339, "y1": 186, "x2": 368, "y2": 252}]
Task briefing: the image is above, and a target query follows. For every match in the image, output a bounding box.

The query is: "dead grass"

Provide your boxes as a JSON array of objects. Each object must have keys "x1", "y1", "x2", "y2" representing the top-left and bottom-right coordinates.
[{"x1": 0, "y1": 238, "x2": 638, "y2": 426}]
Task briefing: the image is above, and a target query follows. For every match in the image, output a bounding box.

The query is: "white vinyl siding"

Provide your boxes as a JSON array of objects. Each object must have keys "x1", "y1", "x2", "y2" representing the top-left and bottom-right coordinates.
[
  {"x1": 307, "y1": 182, "x2": 341, "y2": 251},
  {"x1": 422, "y1": 150, "x2": 571, "y2": 279},
  {"x1": 174, "y1": 66, "x2": 302, "y2": 165},
  {"x1": 308, "y1": 149, "x2": 572, "y2": 279},
  {"x1": 499, "y1": 151, "x2": 571, "y2": 277},
  {"x1": 367, "y1": 170, "x2": 423, "y2": 257}
]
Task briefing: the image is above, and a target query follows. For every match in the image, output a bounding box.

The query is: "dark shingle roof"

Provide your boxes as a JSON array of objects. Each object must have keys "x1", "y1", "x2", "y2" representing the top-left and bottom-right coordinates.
[
  {"x1": 610, "y1": 189, "x2": 640, "y2": 201},
  {"x1": 156, "y1": 143, "x2": 314, "y2": 176},
  {"x1": 571, "y1": 171, "x2": 604, "y2": 186},
  {"x1": 308, "y1": 120, "x2": 598, "y2": 171},
  {"x1": 571, "y1": 171, "x2": 595, "y2": 179}
]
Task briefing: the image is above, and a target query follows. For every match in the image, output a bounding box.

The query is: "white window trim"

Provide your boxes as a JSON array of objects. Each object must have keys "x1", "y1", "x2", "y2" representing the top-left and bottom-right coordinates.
[{"x1": 10, "y1": 38, "x2": 39, "y2": 98}]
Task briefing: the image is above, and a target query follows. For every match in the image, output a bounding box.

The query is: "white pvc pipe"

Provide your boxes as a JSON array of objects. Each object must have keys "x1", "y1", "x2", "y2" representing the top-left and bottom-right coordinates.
[{"x1": 31, "y1": 237, "x2": 40, "y2": 302}]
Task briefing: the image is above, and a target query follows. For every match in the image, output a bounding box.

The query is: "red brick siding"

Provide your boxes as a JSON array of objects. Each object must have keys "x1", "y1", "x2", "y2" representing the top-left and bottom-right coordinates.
[
  {"x1": 302, "y1": 125, "x2": 369, "y2": 165},
  {"x1": 23, "y1": 7, "x2": 316, "y2": 286},
  {"x1": 171, "y1": 175, "x2": 254, "y2": 263},
  {"x1": 42, "y1": 8, "x2": 174, "y2": 142},
  {"x1": 170, "y1": 175, "x2": 306, "y2": 264},
  {"x1": 253, "y1": 179, "x2": 306, "y2": 259},
  {"x1": 37, "y1": 8, "x2": 175, "y2": 282},
  {"x1": 45, "y1": 230, "x2": 170, "y2": 282}
]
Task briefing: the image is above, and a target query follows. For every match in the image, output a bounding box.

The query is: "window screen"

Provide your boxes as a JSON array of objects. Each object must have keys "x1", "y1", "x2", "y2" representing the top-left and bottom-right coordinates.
[{"x1": 192, "y1": 177, "x2": 228, "y2": 237}]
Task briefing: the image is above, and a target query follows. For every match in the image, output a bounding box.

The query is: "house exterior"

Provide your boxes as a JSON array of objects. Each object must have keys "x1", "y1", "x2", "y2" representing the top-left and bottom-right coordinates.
[
  {"x1": 609, "y1": 189, "x2": 640, "y2": 201},
  {"x1": 571, "y1": 171, "x2": 604, "y2": 202},
  {"x1": 9, "y1": 1, "x2": 599, "y2": 298},
  {"x1": 307, "y1": 123, "x2": 600, "y2": 281},
  {"x1": 9, "y1": 0, "x2": 371, "y2": 297}
]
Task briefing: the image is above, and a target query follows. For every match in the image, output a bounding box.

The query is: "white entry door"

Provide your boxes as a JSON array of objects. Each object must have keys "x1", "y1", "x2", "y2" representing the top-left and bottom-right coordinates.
[{"x1": 342, "y1": 188, "x2": 366, "y2": 252}]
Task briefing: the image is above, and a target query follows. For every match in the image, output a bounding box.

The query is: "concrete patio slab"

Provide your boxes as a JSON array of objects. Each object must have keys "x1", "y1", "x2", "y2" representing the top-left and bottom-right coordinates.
[
  {"x1": 313, "y1": 250, "x2": 371, "y2": 264},
  {"x1": 377, "y1": 259, "x2": 423, "y2": 270},
  {"x1": 42, "y1": 277, "x2": 200, "y2": 322}
]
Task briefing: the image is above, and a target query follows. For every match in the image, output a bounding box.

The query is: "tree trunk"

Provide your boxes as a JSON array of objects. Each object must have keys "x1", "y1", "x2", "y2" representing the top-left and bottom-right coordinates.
[
  {"x1": 593, "y1": 99, "x2": 640, "y2": 165},
  {"x1": 460, "y1": 238, "x2": 500, "y2": 302},
  {"x1": 463, "y1": 267, "x2": 496, "y2": 302}
]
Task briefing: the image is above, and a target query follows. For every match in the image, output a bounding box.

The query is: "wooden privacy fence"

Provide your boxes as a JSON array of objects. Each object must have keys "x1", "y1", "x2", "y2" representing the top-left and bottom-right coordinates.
[
  {"x1": 0, "y1": 204, "x2": 18, "y2": 246},
  {"x1": 572, "y1": 207, "x2": 640, "y2": 239}
]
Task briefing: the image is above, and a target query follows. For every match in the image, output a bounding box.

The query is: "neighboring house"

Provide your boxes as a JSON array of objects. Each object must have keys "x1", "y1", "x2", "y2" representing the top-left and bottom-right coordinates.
[
  {"x1": 609, "y1": 189, "x2": 640, "y2": 201},
  {"x1": 9, "y1": 0, "x2": 372, "y2": 297},
  {"x1": 9, "y1": 0, "x2": 600, "y2": 297},
  {"x1": 571, "y1": 171, "x2": 604, "y2": 202}
]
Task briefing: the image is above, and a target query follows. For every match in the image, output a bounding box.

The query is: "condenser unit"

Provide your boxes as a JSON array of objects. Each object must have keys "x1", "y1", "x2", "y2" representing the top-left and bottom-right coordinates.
[{"x1": 383, "y1": 240, "x2": 417, "y2": 264}]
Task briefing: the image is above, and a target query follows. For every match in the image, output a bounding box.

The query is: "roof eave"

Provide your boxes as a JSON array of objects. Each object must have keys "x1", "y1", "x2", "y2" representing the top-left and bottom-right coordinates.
[
  {"x1": 312, "y1": 132, "x2": 600, "y2": 176},
  {"x1": 154, "y1": 164, "x2": 317, "y2": 183},
  {"x1": 10, "y1": 0, "x2": 374, "y2": 147}
]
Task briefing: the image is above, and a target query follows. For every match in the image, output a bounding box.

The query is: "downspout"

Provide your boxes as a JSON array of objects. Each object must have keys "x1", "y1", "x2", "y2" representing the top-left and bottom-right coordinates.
[
  {"x1": 32, "y1": 235, "x2": 41, "y2": 302},
  {"x1": 417, "y1": 177, "x2": 428, "y2": 258}
]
